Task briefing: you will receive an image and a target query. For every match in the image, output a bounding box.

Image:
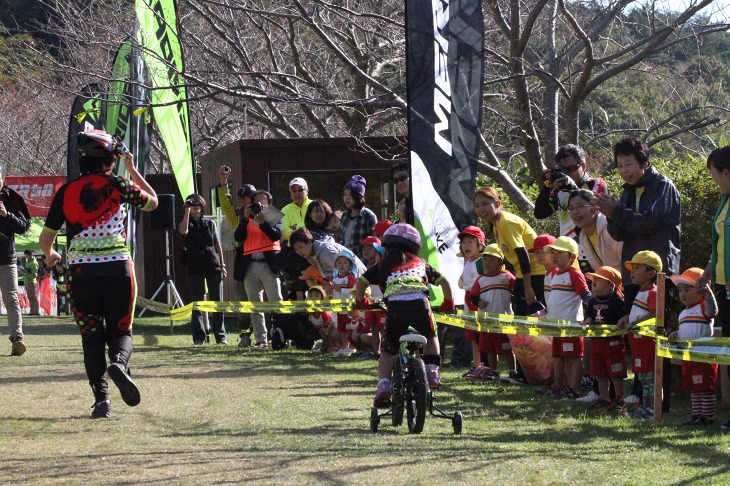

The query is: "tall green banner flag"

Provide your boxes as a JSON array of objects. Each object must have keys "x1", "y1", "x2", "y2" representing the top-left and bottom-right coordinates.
[{"x1": 136, "y1": 0, "x2": 195, "y2": 199}]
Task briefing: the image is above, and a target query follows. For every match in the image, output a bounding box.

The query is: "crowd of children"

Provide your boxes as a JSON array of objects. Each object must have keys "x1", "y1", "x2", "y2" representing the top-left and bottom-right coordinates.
[{"x1": 291, "y1": 213, "x2": 723, "y2": 425}]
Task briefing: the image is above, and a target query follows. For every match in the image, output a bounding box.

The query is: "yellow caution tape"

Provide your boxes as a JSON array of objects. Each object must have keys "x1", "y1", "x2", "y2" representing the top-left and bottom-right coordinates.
[{"x1": 140, "y1": 296, "x2": 730, "y2": 366}]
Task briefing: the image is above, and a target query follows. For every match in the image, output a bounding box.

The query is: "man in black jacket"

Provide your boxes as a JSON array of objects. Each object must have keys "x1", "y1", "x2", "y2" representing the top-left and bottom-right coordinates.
[{"x1": 0, "y1": 171, "x2": 31, "y2": 356}]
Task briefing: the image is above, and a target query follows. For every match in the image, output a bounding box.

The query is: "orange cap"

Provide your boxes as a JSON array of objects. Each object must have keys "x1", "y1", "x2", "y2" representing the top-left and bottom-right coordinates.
[
  {"x1": 586, "y1": 266, "x2": 623, "y2": 297},
  {"x1": 670, "y1": 267, "x2": 704, "y2": 287}
]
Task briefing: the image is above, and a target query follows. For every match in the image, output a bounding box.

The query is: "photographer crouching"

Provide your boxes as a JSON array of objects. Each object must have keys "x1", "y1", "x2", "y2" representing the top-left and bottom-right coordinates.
[
  {"x1": 178, "y1": 194, "x2": 228, "y2": 345},
  {"x1": 234, "y1": 190, "x2": 283, "y2": 348}
]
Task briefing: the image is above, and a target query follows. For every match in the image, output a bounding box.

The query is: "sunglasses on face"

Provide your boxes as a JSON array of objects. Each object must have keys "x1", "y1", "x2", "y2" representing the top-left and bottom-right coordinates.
[
  {"x1": 393, "y1": 174, "x2": 409, "y2": 184},
  {"x1": 561, "y1": 163, "x2": 582, "y2": 173},
  {"x1": 290, "y1": 187, "x2": 306, "y2": 193}
]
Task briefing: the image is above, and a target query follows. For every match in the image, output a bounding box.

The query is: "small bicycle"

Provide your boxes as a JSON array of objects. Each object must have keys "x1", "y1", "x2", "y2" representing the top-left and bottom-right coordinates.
[{"x1": 369, "y1": 329, "x2": 463, "y2": 435}]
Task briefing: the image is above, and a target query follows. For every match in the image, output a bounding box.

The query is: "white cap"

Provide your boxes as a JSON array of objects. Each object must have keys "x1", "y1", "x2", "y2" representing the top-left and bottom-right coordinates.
[{"x1": 289, "y1": 177, "x2": 308, "y2": 189}]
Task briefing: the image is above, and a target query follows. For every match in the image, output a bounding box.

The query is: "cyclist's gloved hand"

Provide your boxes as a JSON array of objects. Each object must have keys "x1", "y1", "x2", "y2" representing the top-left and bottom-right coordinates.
[
  {"x1": 439, "y1": 298, "x2": 455, "y2": 314},
  {"x1": 355, "y1": 296, "x2": 372, "y2": 310}
]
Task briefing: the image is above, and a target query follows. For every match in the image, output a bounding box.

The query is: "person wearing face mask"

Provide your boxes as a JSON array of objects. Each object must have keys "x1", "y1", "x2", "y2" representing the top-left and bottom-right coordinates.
[{"x1": 178, "y1": 194, "x2": 228, "y2": 345}]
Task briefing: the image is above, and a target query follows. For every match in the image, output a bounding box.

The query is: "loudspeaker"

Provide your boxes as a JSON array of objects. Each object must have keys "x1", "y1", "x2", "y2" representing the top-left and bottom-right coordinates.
[{"x1": 150, "y1": 194, "x2": 176, "y2": 230}]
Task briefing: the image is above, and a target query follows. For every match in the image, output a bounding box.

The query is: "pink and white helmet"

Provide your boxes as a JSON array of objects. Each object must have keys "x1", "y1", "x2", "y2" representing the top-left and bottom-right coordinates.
[{"x1": 382, "y1": 223, "x2": 421, "y2": 253}]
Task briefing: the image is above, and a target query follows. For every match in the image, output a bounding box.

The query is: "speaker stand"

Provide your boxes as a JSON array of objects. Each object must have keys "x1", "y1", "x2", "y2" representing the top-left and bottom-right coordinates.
[{"x1": 138, "y1": 228, "x2": 184, "y2": 331}]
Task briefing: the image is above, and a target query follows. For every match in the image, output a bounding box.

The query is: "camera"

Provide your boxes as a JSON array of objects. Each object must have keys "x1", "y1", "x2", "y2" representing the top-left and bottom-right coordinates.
[
  {"x1": 110, "y1": 138, "x2": 129, "y2": 156},
  {"x1": 222, "y1": 165, "x2": 231, "y2": 173},
  {"x1": 184, "y1": 198, "x2": 200, "y2": 208},
  {"x1": 250, "y1": 202, "x2": 263, "y2": 215},
  {"x1": 550, "y1": 166, "x2": 565, "y2": 181}
]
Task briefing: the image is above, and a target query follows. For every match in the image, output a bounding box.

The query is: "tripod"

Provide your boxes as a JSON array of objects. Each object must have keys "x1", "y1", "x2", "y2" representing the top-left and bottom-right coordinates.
[{"x1": 139, "y1": 227, "x2": 184, "y2": 319}]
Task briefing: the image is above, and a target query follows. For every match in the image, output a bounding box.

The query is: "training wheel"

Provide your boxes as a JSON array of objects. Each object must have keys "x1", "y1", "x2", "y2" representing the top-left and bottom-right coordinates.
[
  {"x1": 370, "y1": 407, "x2": 380, "y2": 433},
  {"x1": 452, "y1": 411, "x2": 463, "y2": 435}
]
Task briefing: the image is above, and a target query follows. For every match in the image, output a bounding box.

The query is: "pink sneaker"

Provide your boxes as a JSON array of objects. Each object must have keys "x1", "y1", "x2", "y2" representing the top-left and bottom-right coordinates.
[
  {"x1": 373, "y1": 379, "x2": 392, "y2": 407},
  {"x1": 426, "y1": 365, "x2": 441, "y2": 389}
]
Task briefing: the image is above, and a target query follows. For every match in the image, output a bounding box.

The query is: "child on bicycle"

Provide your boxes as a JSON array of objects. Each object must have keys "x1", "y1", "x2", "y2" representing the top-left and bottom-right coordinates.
[{"x1": 354, "y1": 223, "x2": 454, "y2": 407}]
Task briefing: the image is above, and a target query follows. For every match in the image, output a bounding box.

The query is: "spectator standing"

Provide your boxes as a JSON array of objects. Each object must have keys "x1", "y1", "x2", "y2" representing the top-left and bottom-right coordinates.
[
  {"x1": 217, "y1": 165, "x2": 256, "y2": 346},
  {"x1": 304, "y1": 199, "x2": 334, "y2": 240},
  {"x1": 0, "y1": 169, "x2": 30, "y2": 355},
  {"x1": 178, "y1": 194, "x2": 228, "y2": 345},
  {"x1": 596, "y1": 137, "x2": 680, "y2": 413},
  {"x1": 340, "y1": 175, "x2": 377, "y2": 259},
  {"x1": 567, "y1": 189, "x2": 623, "y2": 273},
  {"x1": 234, "y1": 190, "x2": 283, "y2": 348},
  {"x1": 534, "y1": 144, "x2": 608, "y2": 237},
  {"x1": 390, "y1": 160, "x2": 414, "y2": 223},
  {"x1": 473, "y1": 186, "x2": 545, "y2": 315},
  {"x1": 596, "y1": 137, "x2": 681, "y2": 301},
  {"x1": 281, "y1": 178, "x2": 312, "y2": 245}
]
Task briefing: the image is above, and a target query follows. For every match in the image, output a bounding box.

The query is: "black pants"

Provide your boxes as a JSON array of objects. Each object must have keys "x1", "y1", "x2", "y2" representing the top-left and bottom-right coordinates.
[{"x1": 68, "y1": 262, "x2": 136, "y2": 402}]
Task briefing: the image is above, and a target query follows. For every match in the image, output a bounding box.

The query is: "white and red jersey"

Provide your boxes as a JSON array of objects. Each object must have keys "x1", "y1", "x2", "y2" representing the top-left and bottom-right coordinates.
[
  {"x1": 629, "y1": 285, "x2": 657, "y2": 325},
  {"x1": 628, "y1": 284, "x2": 657, "y2": 373},
  {"x1": 543, "y1": 269, "x2": 554, "y2": 304},
  {"x1": 546, "y1": 267, "x2": 588, "y2": 321},
  {"x1": 677, "y1": 300, "x2": 714, "y2": 340},
  {"x1": 309, "y1": 311, "x2": 333, "y2": 330},
  {"x1": 470, "y1": 270, "x2": 515, "y2": 315},
  {"x1": 460, "y1": 258, "x2": 481, "y2": 311}
]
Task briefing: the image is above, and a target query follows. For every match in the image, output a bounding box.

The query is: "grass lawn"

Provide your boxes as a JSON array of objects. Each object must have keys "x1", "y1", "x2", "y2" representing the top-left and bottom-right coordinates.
[{"x1": 2, "y1": 315, "x2": 730, "y2": 485}]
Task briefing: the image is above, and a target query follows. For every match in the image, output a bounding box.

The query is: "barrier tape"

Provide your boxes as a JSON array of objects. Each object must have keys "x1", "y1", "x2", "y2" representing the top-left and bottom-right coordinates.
[
  {"x1": 139, "y1": 296, "x2": 730, "y2": 365},
  {"x1": 136, "y1": 296, "x2": 172, "y2": 315}
]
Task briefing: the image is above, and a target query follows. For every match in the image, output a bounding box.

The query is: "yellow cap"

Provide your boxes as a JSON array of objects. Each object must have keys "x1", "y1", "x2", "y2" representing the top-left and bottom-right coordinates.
[
  {"x1": 480, "y1": 243, "x2": 504, "y2": 260},
  {"x1": 545, "y1": 236, "x2": 579, "y2": 256},
  {"x1": 625, "y1": 250, "x2": 662, "y2": 272}
]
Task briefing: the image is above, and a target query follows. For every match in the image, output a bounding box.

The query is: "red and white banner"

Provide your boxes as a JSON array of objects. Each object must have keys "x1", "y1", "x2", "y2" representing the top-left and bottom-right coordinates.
[
  {"x1": 5, "y1": 176, "x2": 66, "y2": 218},
  {"x1": 0, "y1": 276, "x2": 58, "y2": 317}
]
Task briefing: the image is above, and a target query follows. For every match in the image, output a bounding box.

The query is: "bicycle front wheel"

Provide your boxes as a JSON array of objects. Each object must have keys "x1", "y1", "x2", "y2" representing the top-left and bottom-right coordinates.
[{"x1": 406, "y1": 357, "x2": 428, "y2": 434}]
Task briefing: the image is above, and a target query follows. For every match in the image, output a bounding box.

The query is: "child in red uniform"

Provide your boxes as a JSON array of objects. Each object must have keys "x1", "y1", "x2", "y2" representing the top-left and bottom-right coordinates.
[
  {"x1": 543, "y1": 236, "x2": 592, "y2": 398},
  {"x1": 470, "y1": 243, "x2": 517, "y2": 381},
  {"x1": 307, "y1": 285, "x2": 335, "y2": 354},
  {"x1": 668, "y1": 268, "x2": 719, "y2": 425},
  {"x1": 331, "y1": 251, "x2": 359, "y2": 356},
  {"x1": 582, "y1": 266, "x2": 626, "y2": 412},
  {"x1": 529, "y1": 234, "x2": 556, "y2": 305},
  {"x1": 618, "y1": 250, "x2": 661, "y2": 419},
  {"x1": 351, "y1": 237, "x2": 385, "y2": 358},
  {"x1": 455, "y1": 226, "x2": 489, "y2": 381}
]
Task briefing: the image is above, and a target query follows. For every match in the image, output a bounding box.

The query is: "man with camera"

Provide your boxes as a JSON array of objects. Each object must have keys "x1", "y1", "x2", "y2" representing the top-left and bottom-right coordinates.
[
  {"x1": 234, "y1": 190, "x2": 283, "y2": 348},
  {"x1": 217, "y1": 165, "x2": 257, "y2": 346},
  {"x1": 0, "y1": 170, "x2": 30, "y2": 355},
  {"x1": 534, "y1": 144, "x2": 608, "y2": 238}
]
